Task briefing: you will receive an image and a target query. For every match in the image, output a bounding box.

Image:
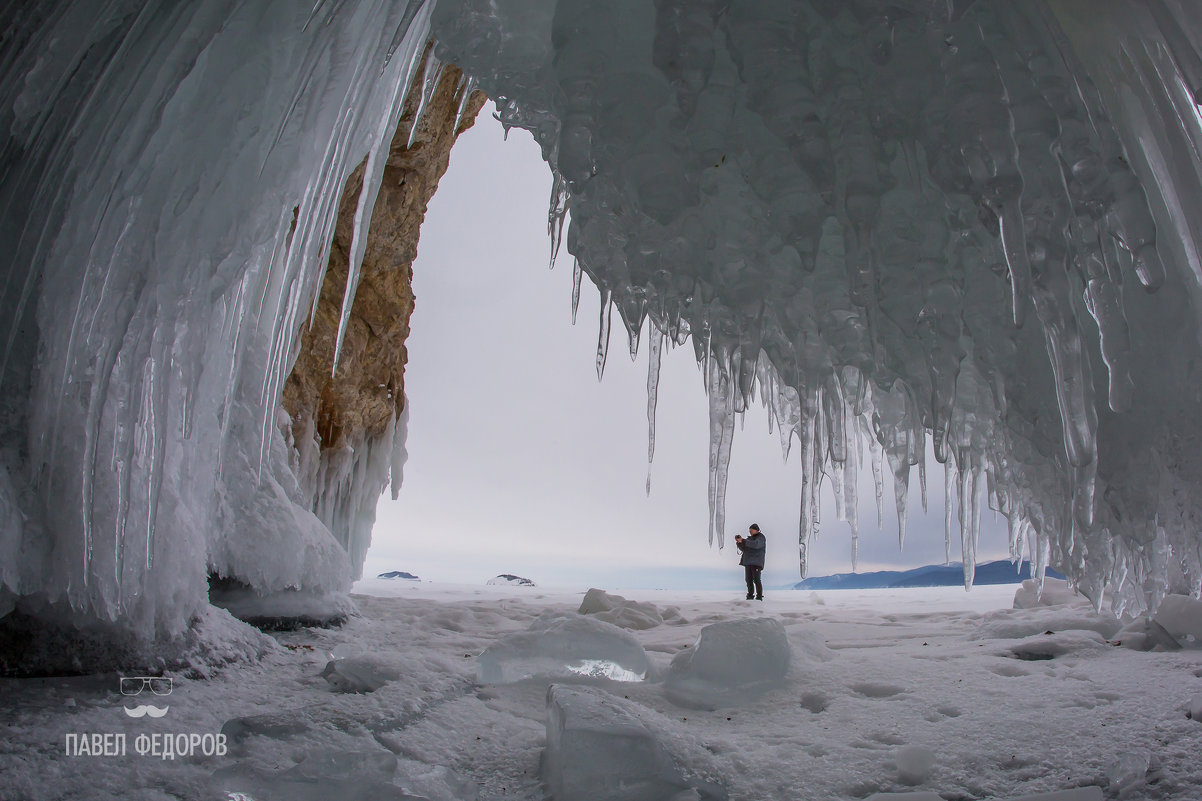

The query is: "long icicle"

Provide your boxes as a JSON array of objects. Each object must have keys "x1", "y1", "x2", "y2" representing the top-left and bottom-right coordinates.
[{"x1": 646, "y1": 325, "x2": 663, "y2": 495}]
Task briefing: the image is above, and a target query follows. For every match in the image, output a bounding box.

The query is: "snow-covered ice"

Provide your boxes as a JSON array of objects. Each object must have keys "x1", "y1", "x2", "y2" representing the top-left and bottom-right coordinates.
[
  {"x1": 2, "y1": 580, "x2": 1199, "y2": 800},
  {"x1": 578, "y1": 588, "x2": 686, "y2": 630}
]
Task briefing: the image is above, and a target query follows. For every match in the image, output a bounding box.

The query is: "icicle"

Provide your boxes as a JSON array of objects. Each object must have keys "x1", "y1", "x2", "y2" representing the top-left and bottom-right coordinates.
[
  {"x1": 845, "y1": 411, "x2": 860, "y2": 571},
  {"x1": 1007, "y1": 503, "x2": 1024, "y2": 563},
  {"x1": 865, "y1": 418, "x2": 885, "y2": 530},
  {"x1": 959, "y1": 456, "x2": 977, "y2": 589},
  {"x1": 390, "y1": 398, "x2": 409, "y2": 501},
  {"x1": 706, "y1": 356, "x2": 736, "y2": 548},
  {"x1": 646, "y1": 326, "x2": 663, "y2": 495},
  {"x1": 944, "y1": 460, "x2": 956, "y2": 565},
  {"x1": 334, "y1": 32, "x2": 424, "y2": 377},
  {"x1": 596, "y1": 289, "x2": 612, "y2": 381},
  {"x1": 453, "y1": 75, "x2": 478, "y2": 132},
  {"x1": 548, "y1": 173, "x2": 569, "y2": 270},
  {"x1": 892, "y1": 458, "x2": 910, "y2": 550},
  {"x1": 797, "y1": 407, "x2": 816, "y2": 579},
  {"x1": 571, "y1": 259, "x2": 582, "y2": 324},
  {"x1": 918, "y1": 457, "x2": 927, "y2": 514},
  {"x1": 406, "y1": 47, "x2": 443, "y2": 149}
]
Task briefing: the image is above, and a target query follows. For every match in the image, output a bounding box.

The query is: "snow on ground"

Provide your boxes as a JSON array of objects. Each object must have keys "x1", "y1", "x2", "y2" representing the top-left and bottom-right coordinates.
[{"x1": 1, "y1": 582, "x2": 1200, "y2": 800}]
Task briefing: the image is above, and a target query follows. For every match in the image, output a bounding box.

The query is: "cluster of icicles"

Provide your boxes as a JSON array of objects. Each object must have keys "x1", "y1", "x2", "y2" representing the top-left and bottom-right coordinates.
[{"x1": 432, "y1": 0, "x2": 1202, "y2": 617}]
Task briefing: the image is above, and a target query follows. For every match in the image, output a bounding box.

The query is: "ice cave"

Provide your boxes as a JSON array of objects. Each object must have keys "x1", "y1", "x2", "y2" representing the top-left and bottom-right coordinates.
[
  {"x1": 5, "y1": 1, "x2": 1202, "y2": 798},
  {"x1": 5, "y1": 0, "x2": 1202, "y2": 658}
]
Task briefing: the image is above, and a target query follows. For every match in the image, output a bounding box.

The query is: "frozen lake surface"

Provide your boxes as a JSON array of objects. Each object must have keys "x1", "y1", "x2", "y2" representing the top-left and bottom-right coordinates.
[{"x1": 1, "y1": 582, "x2": 1199, "y2": 800}]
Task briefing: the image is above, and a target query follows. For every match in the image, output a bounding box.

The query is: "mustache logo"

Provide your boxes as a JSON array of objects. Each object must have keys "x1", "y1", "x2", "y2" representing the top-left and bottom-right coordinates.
[{"x1": 123, "y1": 704, "x2": 169, "y2": 718}]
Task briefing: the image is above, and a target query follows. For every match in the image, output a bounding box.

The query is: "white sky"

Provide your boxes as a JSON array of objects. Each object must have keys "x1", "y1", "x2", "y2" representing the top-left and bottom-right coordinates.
[{"x1": 367, "y1": 105, "x2": 1009, "y2": 590}]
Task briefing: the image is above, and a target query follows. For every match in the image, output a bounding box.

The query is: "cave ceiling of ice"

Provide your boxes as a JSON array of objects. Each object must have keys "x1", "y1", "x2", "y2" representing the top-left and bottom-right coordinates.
[{"x1": 3, "y1": 0, "x2": 1202, "y2": 641}]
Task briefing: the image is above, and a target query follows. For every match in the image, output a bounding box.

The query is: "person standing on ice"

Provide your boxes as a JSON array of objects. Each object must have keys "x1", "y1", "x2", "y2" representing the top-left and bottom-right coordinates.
[{"x1": 735, "y1": 524, "x2": 766, "y2": 601}]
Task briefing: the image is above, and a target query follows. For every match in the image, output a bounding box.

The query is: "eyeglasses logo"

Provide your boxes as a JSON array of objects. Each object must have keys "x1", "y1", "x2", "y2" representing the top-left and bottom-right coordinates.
[{"x1": 120, "y1": 676, "x2": 171, "y2": 718}]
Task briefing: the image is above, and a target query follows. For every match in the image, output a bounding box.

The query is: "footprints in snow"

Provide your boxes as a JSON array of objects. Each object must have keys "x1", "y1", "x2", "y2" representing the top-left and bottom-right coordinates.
[{"x1": 850, "y1": 682, "x2": 906, "y2": 698}]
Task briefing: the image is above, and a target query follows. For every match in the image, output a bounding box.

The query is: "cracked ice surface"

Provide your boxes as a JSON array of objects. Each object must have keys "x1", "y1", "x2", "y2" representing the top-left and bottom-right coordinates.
[{"x1": 431, "y1": 0, "x2": 1202, "y2": 613}]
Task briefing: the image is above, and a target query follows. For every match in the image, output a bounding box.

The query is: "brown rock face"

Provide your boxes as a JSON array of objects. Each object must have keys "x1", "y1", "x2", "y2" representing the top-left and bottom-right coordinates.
[{"x1": 282, "y1": 51, "x2": 485, "y2": 549}]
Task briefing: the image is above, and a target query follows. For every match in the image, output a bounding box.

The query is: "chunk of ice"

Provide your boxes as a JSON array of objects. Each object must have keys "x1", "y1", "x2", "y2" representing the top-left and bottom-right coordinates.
[
  {"x1": 1106, "y1": 749, "x2": 1151, "y2": 797},
  {"x1": 477, "y1": 613, "x2": 650, "y2": 684},
  {"x1": 1013, "y1": 578, "x2": 1080, "y2": 609},
  {"x1": 320, "y1": 654, "x2": 402, "y2": 693},
  {"x1": 543, "y1": 684, "x2": 727, "y2": 801},
  {"x1": 1188, "y1": 693, "x2": 1202, "y2": 720},
  {"x1": 665, "y1": 618, "x2": 790, "y2": 710},
  {"x1": 1112, "y1": 618, "x2": 1182, "y2": 651},
  {"x1": 1152, "y1": 595, "x2": 1202, "y2": 642}
]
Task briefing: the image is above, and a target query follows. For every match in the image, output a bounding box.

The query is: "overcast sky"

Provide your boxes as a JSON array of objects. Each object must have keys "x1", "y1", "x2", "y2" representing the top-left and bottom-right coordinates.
[{"x1": 367, "y1": 104, "x2": 1010, "y2": 591}]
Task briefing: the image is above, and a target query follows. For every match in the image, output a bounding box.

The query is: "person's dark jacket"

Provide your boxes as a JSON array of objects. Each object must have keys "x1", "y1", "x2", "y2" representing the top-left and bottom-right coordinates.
[{"x1": 737, "y1": 532, "x2": 766, "y2": 568}]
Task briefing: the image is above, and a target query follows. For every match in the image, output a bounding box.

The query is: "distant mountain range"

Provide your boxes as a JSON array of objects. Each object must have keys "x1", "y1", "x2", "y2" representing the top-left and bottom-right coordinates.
[{"x1": 788, "y1": 559, "x2": 1064, "y2": 590}]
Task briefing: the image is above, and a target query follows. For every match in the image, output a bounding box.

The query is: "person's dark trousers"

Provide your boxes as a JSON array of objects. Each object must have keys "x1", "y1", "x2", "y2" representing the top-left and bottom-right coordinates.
[{"x1": 745, "y1": 566, "x2": 763, "y2": 600}]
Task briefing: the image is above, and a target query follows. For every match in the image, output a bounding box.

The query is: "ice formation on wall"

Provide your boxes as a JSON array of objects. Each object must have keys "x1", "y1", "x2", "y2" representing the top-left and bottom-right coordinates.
[
  {"x1": 431, "y1": 0, "x2": 1202, "y2": 615},
  {"x1": 0, "y1": 0, "x2": 440, "y2": 641},
  {"x1": 4, "y1": 0, "x2": 1202, "y2": 649}
]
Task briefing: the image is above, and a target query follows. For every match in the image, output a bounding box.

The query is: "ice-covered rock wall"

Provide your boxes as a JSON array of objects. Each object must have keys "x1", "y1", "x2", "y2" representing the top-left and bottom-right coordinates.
[
  {"x1": 0, "y1": 0, "x2": 459, "y2": 651},
  {"x1": 4, "y1": 0, "x2": 1202, "y2": 657},
  {"x1": 432, "y1": 0, "x2": 1202, "y2": 615}
]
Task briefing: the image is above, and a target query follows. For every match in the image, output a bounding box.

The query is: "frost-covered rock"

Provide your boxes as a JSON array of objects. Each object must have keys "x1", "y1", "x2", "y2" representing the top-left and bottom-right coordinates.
[
  {"x1": 578, "y1": 588, "x2": 683, "y2": 629},
  {"x1": 543, "y1": 684, "x2": 727, "y2": 801},
  {"x1": 477, "y1": 613, "x2": 650, "y2": 684},
  {"x1": 377, "y1": 571, "x2": 420, "y2": 580},
  {"x1": 1152, "y1": 594, "x2": 1202, "y2": 643},
  {"x1": 665, "y1": 618, "x2": 790, "y2": 710},
  {"x1": 487, "y1": 574, "x2": 535, "y2": 586},
  {"x1": 865, "y1": 793, "x2": 944, "y2": 801},
  {"x1": 1013, "y1": 578, "x2": 1080, "y2": 609}
]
